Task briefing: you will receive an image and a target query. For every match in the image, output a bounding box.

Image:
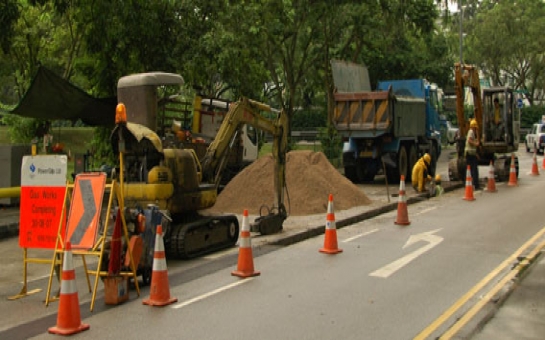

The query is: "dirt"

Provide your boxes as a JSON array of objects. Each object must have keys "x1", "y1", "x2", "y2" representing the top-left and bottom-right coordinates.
[{"x1": 204, "y1": 150, "x2": 371, "y2": 216}]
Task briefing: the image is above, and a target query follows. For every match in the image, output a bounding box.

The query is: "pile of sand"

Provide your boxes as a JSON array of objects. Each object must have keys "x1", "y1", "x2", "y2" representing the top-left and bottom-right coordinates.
[{"x1": 205, "y1": 150, "x2": 371, "y2": 216}]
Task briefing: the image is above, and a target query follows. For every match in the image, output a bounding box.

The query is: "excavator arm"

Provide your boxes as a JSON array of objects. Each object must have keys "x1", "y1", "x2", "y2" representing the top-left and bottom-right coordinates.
[
  {"x1": 201, "y1": 97, "x2": 289, "y2": 235},
  {"x1": 455, "y1": 63, "x2": 483, "y2": 145}
]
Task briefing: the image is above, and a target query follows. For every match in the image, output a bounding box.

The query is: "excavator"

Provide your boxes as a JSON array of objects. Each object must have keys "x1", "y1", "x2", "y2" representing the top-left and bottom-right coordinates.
[
  {"x1": 448, "y1": 63, "x2": 520, "y2": 181},
  {"x1": 109, "y1": 73, "x2": 288, "y2": 262}
]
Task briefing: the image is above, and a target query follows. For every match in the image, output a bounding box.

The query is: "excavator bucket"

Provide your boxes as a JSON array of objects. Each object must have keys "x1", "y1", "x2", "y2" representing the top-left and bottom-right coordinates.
[{"x1": 250, "y1": 210, "x2": 287, "y2": 235}]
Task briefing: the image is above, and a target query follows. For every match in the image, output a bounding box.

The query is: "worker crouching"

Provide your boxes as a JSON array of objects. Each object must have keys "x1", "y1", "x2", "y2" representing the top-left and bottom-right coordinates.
[{"x1": 412, "y1": 153, "x2": 432, "y2": 193}]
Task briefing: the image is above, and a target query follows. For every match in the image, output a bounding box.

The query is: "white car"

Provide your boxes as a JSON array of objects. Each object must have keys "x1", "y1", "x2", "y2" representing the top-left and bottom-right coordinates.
[
  {"x1": 440, "y1": 120, "x2": 459, "y2": 145},
  {"x1": 525, "y1": 123, "x2": 545, "y2": 154}
]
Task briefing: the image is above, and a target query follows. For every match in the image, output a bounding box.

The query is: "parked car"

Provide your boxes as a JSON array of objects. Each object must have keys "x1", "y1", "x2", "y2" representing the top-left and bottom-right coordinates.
[
  {"x1": 525, "y1": 123, "x2": 545, "y2": 154},
  {"x1": 440, "y1": 120, "x2": 459, "y2": 145}
]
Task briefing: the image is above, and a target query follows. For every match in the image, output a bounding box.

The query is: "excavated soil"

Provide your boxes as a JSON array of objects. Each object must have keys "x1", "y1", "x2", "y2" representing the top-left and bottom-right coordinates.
[{"x1": 204, "y1": 150, "x2": 371, "y2": 216}]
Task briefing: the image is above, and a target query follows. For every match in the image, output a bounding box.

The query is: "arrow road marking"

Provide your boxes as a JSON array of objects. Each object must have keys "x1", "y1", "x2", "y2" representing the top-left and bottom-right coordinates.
[
  {"x1": 70, "y1": 179, "x2": 97, "y2": 245},
  {"x1": 370, "y1": 228, "x2": 443, "y2": 278}
]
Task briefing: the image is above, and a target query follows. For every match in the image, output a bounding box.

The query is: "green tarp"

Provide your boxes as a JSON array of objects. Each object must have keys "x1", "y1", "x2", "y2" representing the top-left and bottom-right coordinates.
[{"x1": 6, "y1": 66, "x2": 116, "y2": 127}]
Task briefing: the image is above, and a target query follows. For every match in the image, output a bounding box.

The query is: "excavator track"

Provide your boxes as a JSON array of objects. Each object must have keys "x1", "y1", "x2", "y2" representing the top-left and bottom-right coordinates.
[{"x1": 166, "y1": 215, "x2": 239, "y2": 259}]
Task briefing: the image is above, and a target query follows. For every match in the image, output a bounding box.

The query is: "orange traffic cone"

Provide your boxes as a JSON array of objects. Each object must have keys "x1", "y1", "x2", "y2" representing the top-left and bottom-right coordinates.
[
  {"x1": 542, "y1": 154, "x2": 545, "y2": 170},
  {"x1": 143, "y1": 225, "x2": 178, "y2": 306},
  {"x1": 48, "y1": 242, "x2": 90, "y2": 335},
  {"x1": 530, "y1": 150, "x2": 540, "y2": 176},
  {"x1": 486, "y1": 160, "x2": 497, "y2": 193},
  {"x1": 508, "y1": 153, "x2": 518, "y2": 186},
  {"x1": 394, "y1": 176, "x2": 411, "y2": 225},
  {"x1": 463, "y1": 165, "x2": 476, "y2": 201},
  {"x1": 320, "y1": 194, "x2": 343, "y2": 254},
  {"x1": 232, "y1": 209, "x2": 260, "y2": 277}
]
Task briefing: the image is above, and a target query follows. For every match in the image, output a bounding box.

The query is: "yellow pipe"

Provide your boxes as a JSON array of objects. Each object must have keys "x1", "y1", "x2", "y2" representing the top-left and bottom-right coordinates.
[{"x1": 0, "y1": 187, "x2": 21, "y2": 199}]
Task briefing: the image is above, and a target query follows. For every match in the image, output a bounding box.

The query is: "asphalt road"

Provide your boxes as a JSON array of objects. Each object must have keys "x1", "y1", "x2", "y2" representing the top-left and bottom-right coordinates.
[{"x1": 0, "y1": 144, "x2": 541, "y2": 339}]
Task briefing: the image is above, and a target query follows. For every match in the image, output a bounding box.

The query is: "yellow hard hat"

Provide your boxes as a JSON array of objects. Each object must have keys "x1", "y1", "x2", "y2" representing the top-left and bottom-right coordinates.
[
  {"x1": 423, "y1": 153, "x2": 431, "y2": 164},
  {"x1": 470, "y1": 119, "x2": 478, "y2": 128},
  {"x1": 435, "y1": 174, "x2": 441, "y2": 182}
]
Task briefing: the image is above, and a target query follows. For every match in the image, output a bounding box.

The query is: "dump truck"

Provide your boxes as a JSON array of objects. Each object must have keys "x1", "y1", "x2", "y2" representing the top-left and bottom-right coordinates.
[
  {"x1": 331, "y1": 60, "x2": 443, "y2": 183},
  {"x1": 109, "y1": 72, "x2": 288, "y2": 261}
]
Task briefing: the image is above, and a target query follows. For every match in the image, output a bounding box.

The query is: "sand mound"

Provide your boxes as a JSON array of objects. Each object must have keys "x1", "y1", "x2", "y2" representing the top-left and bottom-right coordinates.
[{"x1": 205, "y1": 150, "x2": 371, "y2": 216}]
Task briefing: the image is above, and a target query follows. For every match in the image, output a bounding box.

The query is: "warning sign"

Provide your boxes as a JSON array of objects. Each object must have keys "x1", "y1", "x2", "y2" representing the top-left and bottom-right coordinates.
[
  {"x1": 65, "y1": 172, "x2": 106, "y2": 250},
  {"x1": 19, "y1": 155, "x2": 67, "y2": 249}
]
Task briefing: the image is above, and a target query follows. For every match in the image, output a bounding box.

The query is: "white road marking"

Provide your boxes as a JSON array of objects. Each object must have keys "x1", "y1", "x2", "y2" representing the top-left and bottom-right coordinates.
[
  {"x1": 370, "y1": 229, "x2": 443, "y2": 278},
  {"x1": 172, "y1": 278, "x2": 254, "y2": 309},
  {"x1": 413, "y1": 206, "x2": 437, "y2": 216},
  {"x1": 342, "y1": 228, "x2": 380, "y2": 243}
]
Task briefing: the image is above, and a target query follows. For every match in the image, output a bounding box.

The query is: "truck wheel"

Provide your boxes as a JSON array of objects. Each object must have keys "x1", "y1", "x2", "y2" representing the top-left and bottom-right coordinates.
[
  {"x1": 386, "y1": 146, "x2": 407, "y2": 183},
  {"x1": 344, "y1": 165, "x2": 358, "y2": 183},
  {"x1": 407, "y1": 145, "x2": 417, "y2": 182},
  {"x1": 429, "y1": 143, "x2": 438, "y2": 176},
  {"x1": 525, "y1": 141, "x2": 530, "y2": 152}
]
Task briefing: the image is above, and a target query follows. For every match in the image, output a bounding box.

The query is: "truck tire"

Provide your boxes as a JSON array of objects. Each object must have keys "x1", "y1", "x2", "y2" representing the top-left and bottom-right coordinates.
[
  {"x1": 407, "y1": 145, "x2": 418, "y2": 182},
  {"x1": 344, "y1": 165, "x2": 358, "y2": 183},
  {"x1": 429, "y1": 143, "x2": 438, "y2": 176},
  {"x1": 386, "y1": 145, "x2": 407, "y2": 183}
]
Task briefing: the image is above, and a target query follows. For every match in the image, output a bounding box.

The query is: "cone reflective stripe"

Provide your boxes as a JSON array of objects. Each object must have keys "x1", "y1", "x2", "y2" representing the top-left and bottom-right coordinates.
[
  {"x1": 394, "y1": 176, "x2": 410, "y2": 225},
  {"x1": 232, "y1": 209, "x2": 260, "y2": 277},
  {"x1": 508, "y1": 153, "x2": 518, "y2": 186},
  {"x1": 320, "y1": 194, "x2": 343, "y2": 254},
  {"x1": 48, "y1": 242, "x2": 90, "y2": 335},
  {"x1": 143, "y1": 225, "x2": 177, "y2": 306},
  {"x1": 530, "y1": 151, "x2": 540, "y2": 176},
  {"x1": 463, "y1": 165, "x2": 475, "y2": 201},
  {"x1": 486, "y1": 160, "x2": 497, "y2": 193}
]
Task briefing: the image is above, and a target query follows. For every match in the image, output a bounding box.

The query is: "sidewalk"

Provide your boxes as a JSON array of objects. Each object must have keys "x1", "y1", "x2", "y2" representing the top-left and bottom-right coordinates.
[{"x1": 0, "y1": 181, "x2": 543, "y2": 339}]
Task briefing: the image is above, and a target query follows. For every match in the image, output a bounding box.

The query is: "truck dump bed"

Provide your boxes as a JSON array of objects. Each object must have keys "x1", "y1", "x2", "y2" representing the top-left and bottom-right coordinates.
[{"x1": 333, "y1": 90, "x2": 426, "y2": 138}]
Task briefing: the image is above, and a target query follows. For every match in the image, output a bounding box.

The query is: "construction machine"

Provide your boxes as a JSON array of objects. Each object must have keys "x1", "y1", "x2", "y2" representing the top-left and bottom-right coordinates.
[
  {"x1": 109, "y1": 73, "x2": 288, "y2": 260},
  {"x1": 448, "y1": 63, "x2": 520, "y2": 182}
]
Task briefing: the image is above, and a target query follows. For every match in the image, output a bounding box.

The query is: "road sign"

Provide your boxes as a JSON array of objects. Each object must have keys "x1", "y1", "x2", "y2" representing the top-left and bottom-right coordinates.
[
  {"x1": 517, "y1": 98, "x2": 523, "y2": 109},
  {"x1": 19, "y1": 155, "x2": 67, "y2": 249},
  {"x1": 65, "y1": 172, "x2": 106, "y2": 249}
]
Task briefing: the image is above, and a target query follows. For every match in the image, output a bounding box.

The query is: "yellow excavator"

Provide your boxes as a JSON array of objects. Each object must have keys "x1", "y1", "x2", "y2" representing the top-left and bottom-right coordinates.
[
  {"x1": 109, "y1": 73, "x2": 288, "y2": 261},
  {"x1": 448, "y1": 63, "x2": 520, "y2": 181}
]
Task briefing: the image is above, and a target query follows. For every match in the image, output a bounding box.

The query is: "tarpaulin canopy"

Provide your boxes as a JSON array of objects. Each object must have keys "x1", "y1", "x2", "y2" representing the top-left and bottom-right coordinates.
[{"x1": 7, "y1": 66, "x2": 117, "y2": 127}]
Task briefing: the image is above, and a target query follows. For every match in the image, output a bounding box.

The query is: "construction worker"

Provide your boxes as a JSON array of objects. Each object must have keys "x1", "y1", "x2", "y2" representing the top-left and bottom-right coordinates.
[
  {"x1": 411, "y1": 153, "x2": 432, "y2": 193},
  {"x1": 433, "y1": 174, "x2": 444, "y2": 197},
  {"x1": 465, "y1": 119, "x2": 481, "y2": 190},
  {"x1": 493, "y1": 97, "x2": 504, "y2": 141}
]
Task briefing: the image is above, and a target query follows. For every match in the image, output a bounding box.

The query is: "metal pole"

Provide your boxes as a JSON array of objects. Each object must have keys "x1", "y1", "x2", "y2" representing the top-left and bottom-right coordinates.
[{"x1": 459, "y1": 0, "x2": 463, "y2": 65}]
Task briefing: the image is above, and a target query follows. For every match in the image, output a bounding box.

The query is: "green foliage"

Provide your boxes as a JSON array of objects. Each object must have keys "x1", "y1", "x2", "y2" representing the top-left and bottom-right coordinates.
[
  {"x1": 317, "y1": 124, "x2": 342, "y2": 167},
  {"x1": 0, "y1": 114, "x2": 43, "y2": 143},
  {"x1": 291, "y1": 109, "x2": 326, "y2": 130},
  {"x1": 520, "y1": 105, "x2": 545, "y2": 129},
  {"x1": 86, "y1": 126, "x2": 114, "y2": 166}
]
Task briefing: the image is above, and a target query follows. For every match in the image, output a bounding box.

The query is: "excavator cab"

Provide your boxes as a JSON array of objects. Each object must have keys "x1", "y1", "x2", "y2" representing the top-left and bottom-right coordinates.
[{"x1": 482, "y1": 87, "x2": 520, "y2": 150}]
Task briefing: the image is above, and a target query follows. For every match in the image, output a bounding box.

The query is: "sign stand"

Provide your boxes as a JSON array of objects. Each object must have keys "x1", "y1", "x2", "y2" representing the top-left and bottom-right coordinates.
[
  {"x1": 45, "y1": 174, "x2": 139, "y2": 311},
  {"x1": 9, "y1": 155, "x2": 68, "y2": 301}
]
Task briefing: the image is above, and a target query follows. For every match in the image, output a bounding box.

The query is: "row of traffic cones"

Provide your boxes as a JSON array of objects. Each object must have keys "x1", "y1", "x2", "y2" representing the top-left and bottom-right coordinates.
[{"x1": 48, "y1": 155, "x2": 532, "y2": 335}]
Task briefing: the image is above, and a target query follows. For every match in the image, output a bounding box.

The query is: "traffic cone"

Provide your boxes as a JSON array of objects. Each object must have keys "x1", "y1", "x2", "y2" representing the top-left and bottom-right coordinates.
[
  {"x1": 320, "y1": 194, "x2": 343, "y2": 254},
  {"x1": 530, "y1": 150, "x2": 540, "y2": 176},
  {"x1": 143, "y1": 225, "x2": 178, "y2": 306},
  {"x1": 232, "y1": 209, "x2": 261, "y2": 277},
  {"x1": 486, "y1": 160, "x2": 497, "y2": 193},
  {"x1": 48, "y1": 242, "x2": 90, "y2": 335},
  {"x1": 508, "y1": 153, "x2": 518, "y2": 186},
  {"x1": 542, "y1": 154, "x2": 545, "y2": 170},
  {"x1": 463, "y1": 165, "x2": 476, "y2": 201},
  {"x1": 394, "y1": 176, "x2": 411, "y2": 225}
]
